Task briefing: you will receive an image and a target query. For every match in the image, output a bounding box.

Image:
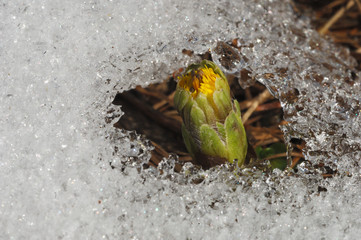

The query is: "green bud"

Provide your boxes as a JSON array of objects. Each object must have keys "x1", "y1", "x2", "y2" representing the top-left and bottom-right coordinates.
[{"x1": 174, "y1": 60, "x2": 247, "y2": 169}]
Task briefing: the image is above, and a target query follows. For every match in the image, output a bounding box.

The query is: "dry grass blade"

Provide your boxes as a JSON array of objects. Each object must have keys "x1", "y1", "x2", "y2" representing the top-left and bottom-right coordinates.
[
  {"x1": 153, "y1": 99, "x2": 168, "y2": 110},
  {"x1": 151, "y1": 141, "x2": 169, "y2": 158},
  {"x1": 178, "y1": 156, "x2": 193, "y2": 162},
  {"x1": 255, "y1": 101, "x2": 281, "y2": 112},
  {"x1": 119, "y1": 91, "x2": 181, "y2": 134},
  {"x1": 263, "y1": 152, "x2": 305, "y2": 160},
  {"x1": 318, "y1": 0, "x2": 355, "y2": 35},
  {"x1": 242, "y1": 89, "x2": 273, "y2": 123},
  {"x1": 135, "y1": 86, "x2": 167, "y2": 100},
  {"x1": 325, "y1": 0, "x2": 348, "y2": 10},
  {"x1": 291, "y1": 157, "x2": 302, "y2": 168},
  {"x1": 149, "y1": 141, "x2": 169, "y2": 166}
]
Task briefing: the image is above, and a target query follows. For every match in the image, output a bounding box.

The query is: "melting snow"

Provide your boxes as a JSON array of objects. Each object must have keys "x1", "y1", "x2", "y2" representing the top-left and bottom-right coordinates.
[{"x1": 1, "y1": 0, "x2": 361, "y2": 239}]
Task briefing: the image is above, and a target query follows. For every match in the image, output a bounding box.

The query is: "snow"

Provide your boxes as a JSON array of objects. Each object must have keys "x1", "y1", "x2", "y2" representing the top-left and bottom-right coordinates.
[{"x1": 1, "y1": 0, "x2": 361, "y2": 239}]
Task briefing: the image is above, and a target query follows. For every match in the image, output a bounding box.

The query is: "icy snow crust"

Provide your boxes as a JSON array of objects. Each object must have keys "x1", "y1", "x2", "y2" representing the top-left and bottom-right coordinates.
[{"x1": 1, "y1": 0, "x2": 361, "y2": 239}]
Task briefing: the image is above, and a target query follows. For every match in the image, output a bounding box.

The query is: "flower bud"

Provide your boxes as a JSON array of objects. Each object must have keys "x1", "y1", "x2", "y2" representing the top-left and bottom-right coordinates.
[{"x1": 174, "y1": 60, "x2": 247, "y2": 169}]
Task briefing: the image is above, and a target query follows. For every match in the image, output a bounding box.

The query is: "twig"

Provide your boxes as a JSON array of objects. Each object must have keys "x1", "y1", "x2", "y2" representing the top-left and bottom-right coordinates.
[
  {"x1": 238, "y1": 100, "x2": 253, "y2": 110},
  {"x1": 164, "y1": 110, "x2": 180, "y2": 116},
  {"x1": 254, "y1": 138, "x2": 282, "y2": 147},
  {"x1": 242, "y1": 89, "x2": 273, "y2": 123},
  {"x1": 318, "y1": 0, "x2": 355, "y2": 35},
  {"x1": 243, "y1": 115, "x2": 262, "y2": 125},
  {"x1": 322, "y1": 174, "x2": 335, "y2": 178},
  {"x1": 324, "y1": 0, "x2": 348, "y2": 10},
  {"x1": 151, "y1": 141, "x2": 169, "y2": 158},
  {"x1": 255, "y1": 101, "x2": 281, "y2": 112},
  {"x1": 178, "y1": 156, "x2": 193, "y2": 162},
  {"x1": 119, "y1": 91, "x2": 181, "y2": 134},
  {"x1": 291, "y1": 157, "x2": 302, "y2": 168},
  {"x1": 153, "y1": 99, "x2": 168, "y2": 110},
  {"x1": 167, "y1": 91, "x2": 176, "y2": 106},
  {"x1": 263, "y1": 152, "x2": 304, "y2": 160},
  {"x1": 149, "y1": 141, "x2": 169, "y2": 166},
  {"x1": 135, "y1": 86, "x2": 167, "y2": 100}
]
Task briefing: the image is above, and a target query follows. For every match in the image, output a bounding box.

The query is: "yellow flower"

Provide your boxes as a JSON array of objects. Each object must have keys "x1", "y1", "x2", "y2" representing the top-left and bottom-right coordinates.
[{"x1": 178, "y1": 66, "x2": 218, "y2": 98}]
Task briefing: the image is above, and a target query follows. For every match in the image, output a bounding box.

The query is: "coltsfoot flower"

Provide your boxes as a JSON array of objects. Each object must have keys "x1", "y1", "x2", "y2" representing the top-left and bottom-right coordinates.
[{"x1": 174, "y1": 60, "x2": 247, "y2": 169}]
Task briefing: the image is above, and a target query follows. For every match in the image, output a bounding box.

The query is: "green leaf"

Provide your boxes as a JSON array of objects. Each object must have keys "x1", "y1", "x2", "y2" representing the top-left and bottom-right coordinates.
[
  {"x1": 225, "y1": 111, "x2": 248, "y2": 165},
  {"x1": 181, "y1": 124, "x2": 198, "y2": 159},
  {"x1": 190, "y1": 105, "x2": 207, "y2": 130},
  {"x1": 195, "y1": 93, "x2": 216, "y2": 124},
  {"x1": 233, "y1": 100, "x2": 242, "y2": 116},
  {"x1": 255, "y1": 143, "x2": 288, "y2": 170},
  {"x1": 270, "y1": 142, "x2": 287, "y2": 153},
  {"x1": 214, "y1": 77, "x2": 231, "y2": 97},
  {"x1": 270, "y1": 158, "x2": 287, "y2": 170},
  {"x1": 199, "y1": 124, "x2": 227, "y2": 159},
  {"x1": 174, "y1": 89, "x2": 190, "y2": 112},
  {"x1": 255, "y1": 146, "x2": 262, "y2": 156},
  {"x1": 216, "y1": 122, "x2": 226, "y2": 140},
  {"x1": 182, "y1": 100, "x2": 194, "y2": 129},
  {"x1": 213, "y1": 89, "x2": 232, "y2": 121},
  {"x1": 256, "y1": 146, "x2": 275, "y2": 159}
]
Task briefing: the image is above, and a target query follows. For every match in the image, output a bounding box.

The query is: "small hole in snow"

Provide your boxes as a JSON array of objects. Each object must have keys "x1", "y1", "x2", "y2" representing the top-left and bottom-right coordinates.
[{"x1": 110, "y1": 50, "x2": 307, "y2": 173}]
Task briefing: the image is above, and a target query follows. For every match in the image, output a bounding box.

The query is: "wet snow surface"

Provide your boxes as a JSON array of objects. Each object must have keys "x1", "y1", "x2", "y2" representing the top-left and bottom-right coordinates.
[{"x1": 1, "y1": 0, "x2": 361, "y2": 239}]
